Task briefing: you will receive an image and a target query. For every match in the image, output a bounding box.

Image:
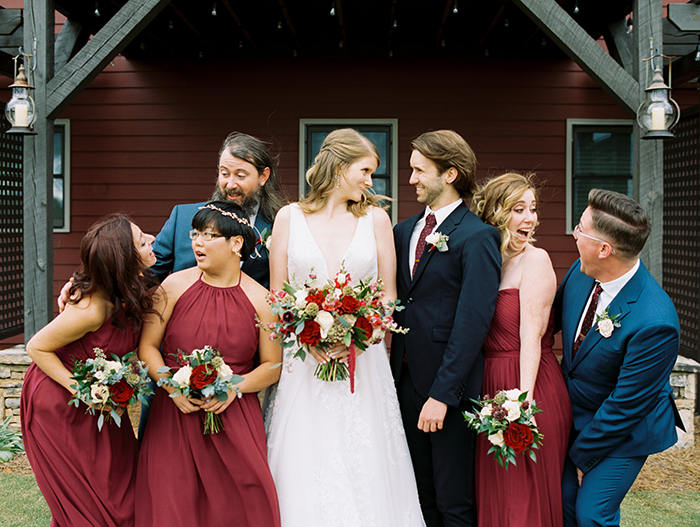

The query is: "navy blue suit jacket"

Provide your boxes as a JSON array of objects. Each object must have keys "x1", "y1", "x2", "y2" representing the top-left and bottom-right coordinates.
[
  {"x1": 390, "y1": 202, "x2": 501, "y2": 407},
  {"x1": 555, "y1": 260, "x2": 682, "y2": 473},
  {"x1": 151, "y1": 202, "x2": 272, "y2": 288}
]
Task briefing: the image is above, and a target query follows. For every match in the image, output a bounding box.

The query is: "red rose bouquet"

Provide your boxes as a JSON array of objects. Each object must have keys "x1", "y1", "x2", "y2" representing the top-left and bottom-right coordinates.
[
  {"x1": 463, "y1": 388, "x2": 543, "y2": 468},
  {"x1": 262, "y1": 268, "x2": 408, "y2": 392},
  {"x1": 69, "y1": 348, "x2": 153, "y2": 431},
  {"x1": 157, "y1": 346, "x2": 244, "y2": 434}
]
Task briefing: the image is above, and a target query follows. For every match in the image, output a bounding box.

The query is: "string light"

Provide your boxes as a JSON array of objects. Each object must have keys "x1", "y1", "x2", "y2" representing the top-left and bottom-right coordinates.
[
  {"x1": 330, "y1": 1, "x2": 336, "y2": 17},
  {"x1": 94, "y1": 1, "x2": 100, "y2": 17},
  {"x1": 452, "y1": 0, "x2": 458, "y2": 15},
  {"x1": 212, "y1": 2, "x2": 217, "y2": 16},
  {"x1": 573, "y1": 1, "x2": 579, "y2": 15}
]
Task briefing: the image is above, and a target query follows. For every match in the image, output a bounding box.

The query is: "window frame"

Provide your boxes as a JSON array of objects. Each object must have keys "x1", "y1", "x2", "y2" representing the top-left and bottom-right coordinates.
[
  {"x1": 53, "y1": 118, "x2": 71, "y2": 233},
  {"x1": 299, "y1": 118, "x2": 399, "y2": 224},
  {"x1": 565, "y1": 118, "x2": 633, "y2": 234}
]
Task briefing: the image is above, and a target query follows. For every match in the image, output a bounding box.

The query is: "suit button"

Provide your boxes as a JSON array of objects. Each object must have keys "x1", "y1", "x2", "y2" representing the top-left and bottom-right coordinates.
[{"x1": 407, "y1": 298, "x2": 413, "y2": 304}]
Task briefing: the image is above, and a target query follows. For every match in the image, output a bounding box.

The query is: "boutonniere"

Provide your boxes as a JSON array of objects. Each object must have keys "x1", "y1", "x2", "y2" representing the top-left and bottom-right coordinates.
[
  {"x1": 257, "y1": 228, "x2": 272, "y2": 251},
  {"x1": 595, "y1": 309, "x2": 621, "y2": 338},
  {"x1": 426, "y1": 231, "x2": 449, "y2": 252}
]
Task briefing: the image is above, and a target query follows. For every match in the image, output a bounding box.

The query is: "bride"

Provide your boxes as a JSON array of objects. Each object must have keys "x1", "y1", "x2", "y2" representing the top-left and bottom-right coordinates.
[{"x1": 266, "y1": 128, "x2": 426, "y2": 526}]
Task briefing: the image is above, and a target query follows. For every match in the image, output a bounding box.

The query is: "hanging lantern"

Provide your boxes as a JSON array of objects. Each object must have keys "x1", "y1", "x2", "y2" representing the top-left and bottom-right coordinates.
[
  {"x1": 636, "y1": 43, "x2": 680, "y2": 140},
  {"x1": 5, "y1": 59, "x2": 37, "y2": 135}
]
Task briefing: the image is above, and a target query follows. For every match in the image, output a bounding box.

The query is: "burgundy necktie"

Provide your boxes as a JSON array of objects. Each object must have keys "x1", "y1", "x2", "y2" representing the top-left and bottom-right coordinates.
[
  {"x1": 413, "y1": 213, "x2": 436, "y2": 276},
  {"x1": 572, "y1": 282, "x2": 603, "y2": 357}
]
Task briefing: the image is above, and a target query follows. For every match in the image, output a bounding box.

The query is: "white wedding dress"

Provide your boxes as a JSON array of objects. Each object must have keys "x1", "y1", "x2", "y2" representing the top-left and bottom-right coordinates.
[{"x1": 266, "y1": 204, "x2": 426, "y2": 527}]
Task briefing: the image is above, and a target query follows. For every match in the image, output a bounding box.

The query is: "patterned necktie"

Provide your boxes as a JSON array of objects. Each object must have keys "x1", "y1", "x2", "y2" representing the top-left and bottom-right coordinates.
[
  {"x1": 572, "y1": 282, "x2": 603, "y2": 357},
  {"x1": 413, "y1": 213, "x2": 437, "y2": 276}
]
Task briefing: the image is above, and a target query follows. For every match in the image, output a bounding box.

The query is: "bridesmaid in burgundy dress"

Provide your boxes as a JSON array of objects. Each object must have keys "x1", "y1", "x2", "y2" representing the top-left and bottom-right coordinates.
[
  {"x1": 135, "y1": 201, "x2": 281, "y2": 527},
  {"x1": 21, "y1": 214, "x2": 159, "y2": 527},
  {"x1": 471, "y1": 173, "x2": 572, "y2": 527}
]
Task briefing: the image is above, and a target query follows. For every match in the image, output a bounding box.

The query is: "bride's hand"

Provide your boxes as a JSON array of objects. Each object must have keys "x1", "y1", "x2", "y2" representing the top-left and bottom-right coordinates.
[
  {"x1": 310, "y1": 342, "x2": 364, "y2": 364},
  {"x1": 171, "y1": 394, "x2": 203, "y2": 414}
]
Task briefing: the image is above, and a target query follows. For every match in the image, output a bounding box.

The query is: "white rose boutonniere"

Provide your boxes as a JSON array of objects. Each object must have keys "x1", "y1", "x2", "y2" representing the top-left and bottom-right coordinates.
[
  {"x1": 595, "y1": 309, "x2": 621, "y2": 338},
  {"x1": 426, "y1": 231, "x2": 449, "y2": 252}
]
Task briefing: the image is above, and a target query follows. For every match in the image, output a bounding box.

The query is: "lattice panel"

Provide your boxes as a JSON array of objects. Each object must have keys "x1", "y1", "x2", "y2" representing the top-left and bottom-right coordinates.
[
  {"x1": 663, "y1": 107, "x2": 700, "y2": 361},
  {"x1": 0, "y1": 130, "x2": 23, "y2": 340}
]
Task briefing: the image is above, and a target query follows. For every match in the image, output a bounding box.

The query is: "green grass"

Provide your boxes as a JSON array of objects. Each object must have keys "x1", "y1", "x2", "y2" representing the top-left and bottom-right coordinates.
[
  {"x1": 621, "y1": 490, "x2": 700, "y2": 526},
  {"x1": 0, "y1": 473, "x2": 698, "y2": 526},
  {"x1": 0, "y1": 473, "x2": 51, "y2": 527}
]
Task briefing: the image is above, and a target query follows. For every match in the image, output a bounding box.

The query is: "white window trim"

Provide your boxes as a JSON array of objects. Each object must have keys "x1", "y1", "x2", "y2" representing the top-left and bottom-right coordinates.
[
  {"x1": 565, "y1": 118, "x2": 633, "y2": 234},
  {"x1": 54, "y1": 118, "x2": 71, "y2": 233},
  {"x1": 299, "y1": 118, "x2": 399, "y2": 224}
]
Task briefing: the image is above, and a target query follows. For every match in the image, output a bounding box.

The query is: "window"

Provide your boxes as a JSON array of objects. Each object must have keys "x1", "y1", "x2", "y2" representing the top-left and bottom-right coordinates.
[
  {"x1": 566, "y1": 119, "x2": 633, "y2": 232},
  {"x1": 53, "y1": 119, "x2": 70, "y2": 233},
  {"x1": 299, "y1": 119, "x2": 399, "y2": 223}
]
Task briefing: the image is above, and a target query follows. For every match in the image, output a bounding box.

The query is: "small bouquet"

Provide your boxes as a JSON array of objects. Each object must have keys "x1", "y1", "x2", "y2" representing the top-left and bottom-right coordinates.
[
  {"x1": 463, "y1": 389, "x2": 543, "y2": 468},
  {"x1": 157, "y1": 346, "x2": 244, "y2": 434},
  {"x1": 262, "y1": 268, "x2": 408, "y2": 392},
  {"x1": 69, "y1": 348, "x2": 153, "y2": 431}
]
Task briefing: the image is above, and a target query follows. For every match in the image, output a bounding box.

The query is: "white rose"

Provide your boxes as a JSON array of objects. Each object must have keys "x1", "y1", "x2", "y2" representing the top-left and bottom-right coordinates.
[
  {"x1": 504, "y1": 388, "x2": 522, "y2": 401},
  {"x1": 336, "y1": 273, "x2": 347, "y2": 285},
  {"x1": 218, "y1": 363, "x2": 234, "y2": 377},
  {"x1": 315, "y1": 311, "x2": 335, "y2": 337},
  {"x1": 264, "y1": 236, "x2": 273, "y2": 250},
  {"x1": 480, "y1": 405, "x2": 492, "y2": 417},
  {"x1": 502, "y1": 400, "x2": 521, "y2": 421},
  {"x1": 488, "y1": 430, "x2": 504, "y2": 447},
  {"x1": 104, "y1": 360, "x2": 122, "y2": 373},
  {"x1": 598, "y1": 318, "x2": 615, "y2": 338},
  {"x1": 90, "y1": 384, "x2": 109, "y2": 404},
  {"x1": 94, "y1": 370, "x2": 106, "y2": 382},
  {"x1": 425, "y1": 232, "x2": 440, "y2": 245},
  {"x1": 294, "y1": 290, "x2": 308, "y2": 310},
  {"x1": 172, "y1": 365, "x2": 192, "y2": 386}
]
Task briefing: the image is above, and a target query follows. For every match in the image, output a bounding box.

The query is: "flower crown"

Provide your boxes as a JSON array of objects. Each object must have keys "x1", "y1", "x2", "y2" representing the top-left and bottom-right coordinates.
[{"x1": 198, "y1": 204, "x2": 251, "y2": 227}]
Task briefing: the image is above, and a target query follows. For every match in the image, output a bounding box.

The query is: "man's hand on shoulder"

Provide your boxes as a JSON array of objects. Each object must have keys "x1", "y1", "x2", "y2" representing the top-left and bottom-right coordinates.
[{"x1": 418, "y1": 397, "x2": 448, "y2": 433}]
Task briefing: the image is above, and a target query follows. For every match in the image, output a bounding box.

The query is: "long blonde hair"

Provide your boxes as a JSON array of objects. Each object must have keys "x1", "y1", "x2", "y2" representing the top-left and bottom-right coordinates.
[
  {"x1": 472, "y1": 172, "x2": 540, "y2": 258},
  {"x1": 299, "y1": 128, "x2": 384, "y2": 217}
]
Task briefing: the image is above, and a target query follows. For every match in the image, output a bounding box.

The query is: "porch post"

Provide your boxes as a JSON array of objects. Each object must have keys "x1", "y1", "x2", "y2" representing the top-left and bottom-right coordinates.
[
  {"x1": 634, "y1": 0, "x2": 664, "y2": 282},
  {"x1": 22, "y1": 0, "x2": 55, "y2": 340}
]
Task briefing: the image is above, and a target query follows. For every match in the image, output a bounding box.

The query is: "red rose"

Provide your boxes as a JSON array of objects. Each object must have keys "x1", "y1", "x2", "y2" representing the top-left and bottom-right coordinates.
[
  {"x1": 503, "y1": 422, "x2": 534, "y2": 454},
  {"x1": 305, "y1": 291, "x2": 326, "y2": 306},
  {"x1": 298, "y1": 320, "x2": 322, "y2": 346},
  {"x1": 190, "y1": 364, "x2": 218, "y2": 390},
  {"x1": 354, "y1": 316, "x2": 373, "y2": 341},
  {"x1": 108, "y1": 379, "x2": 134, "y2": 406},
  {"x1": 338, "y1": 295, "x2": 360, "y2": 314}
]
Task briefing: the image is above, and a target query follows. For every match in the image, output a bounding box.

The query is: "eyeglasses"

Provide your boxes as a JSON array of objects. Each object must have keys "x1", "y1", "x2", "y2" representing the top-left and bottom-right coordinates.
[
  {"x1": 189, "y1": 230, "x2": 223, "y2": 242},
  {"x1": 573, "y1": 224, "x2": 616, "y2": 255}
]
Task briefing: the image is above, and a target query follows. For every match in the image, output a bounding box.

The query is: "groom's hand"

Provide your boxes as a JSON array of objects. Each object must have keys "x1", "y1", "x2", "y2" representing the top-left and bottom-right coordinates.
[{"x1": 418, "y1": 397, "x2": 447, "y2": 433}]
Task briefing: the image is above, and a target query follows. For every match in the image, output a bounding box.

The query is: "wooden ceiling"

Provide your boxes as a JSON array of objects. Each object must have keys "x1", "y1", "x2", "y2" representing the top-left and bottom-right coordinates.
[{"x1": 51, "y1": 0, "x2": 634, "y2": 60}]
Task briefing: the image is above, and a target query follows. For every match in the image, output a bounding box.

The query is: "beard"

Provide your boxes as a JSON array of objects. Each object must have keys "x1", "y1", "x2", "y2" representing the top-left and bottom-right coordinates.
[{"x1": 210, "y1": 185, "x2": 261, "y2": 219}]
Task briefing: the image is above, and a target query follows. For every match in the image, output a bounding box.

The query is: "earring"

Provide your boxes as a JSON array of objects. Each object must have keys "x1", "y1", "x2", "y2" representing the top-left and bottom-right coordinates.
[
  {"x1": 335, "y1": 173, "x2": 340, "y2": 188},
  {"x1": 234, "y1": 249, "x2": 241, "y2": 258}
]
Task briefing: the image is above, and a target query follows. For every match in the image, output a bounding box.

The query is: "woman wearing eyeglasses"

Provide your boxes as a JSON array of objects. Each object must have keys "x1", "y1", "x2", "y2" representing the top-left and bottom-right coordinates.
[
  {"x1": 471, "y1": 173, "x2": 572, "y2": 527},
  {"x1": 135, "y1": 200, "x2": 281, "y2": 527}
]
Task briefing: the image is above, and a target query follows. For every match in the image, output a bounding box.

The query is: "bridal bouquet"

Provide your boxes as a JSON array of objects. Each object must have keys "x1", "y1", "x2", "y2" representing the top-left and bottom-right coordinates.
[
  {"x1": 263, "y1": 269, "x2": 408, "y2": 392},
  {"x1": 69, "y1": 348, "x2": 153, "y2": 431},
  {"x1": 157, "y1": 346, "x2": 244, "y2": 434},
  {"x1": 463, "y1": 389, "x2": 543, "y2": 468}
]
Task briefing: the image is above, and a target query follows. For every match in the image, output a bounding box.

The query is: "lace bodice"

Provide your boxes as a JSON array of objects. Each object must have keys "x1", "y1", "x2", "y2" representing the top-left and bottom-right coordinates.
[{"x1": 287, "y1": 203, "x2": 378, "y2": 287}]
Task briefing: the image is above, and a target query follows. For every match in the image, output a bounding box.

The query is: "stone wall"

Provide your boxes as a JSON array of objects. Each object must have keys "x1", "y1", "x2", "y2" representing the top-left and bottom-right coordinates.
[
  {"x1": 671, "y1": 355, "x2": 700, "y2": 449},
  {"x1": 0, "y1": 345, "x2": 31, "y2": 429}
]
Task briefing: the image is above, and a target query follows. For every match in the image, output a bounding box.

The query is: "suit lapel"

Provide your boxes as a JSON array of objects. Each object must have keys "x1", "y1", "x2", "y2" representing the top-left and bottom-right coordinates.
[
  {"x1": 409, "y1": 204, "x2": 466, "y2": 291},
  {"x1": 251, "y1": 215, "x2": 272, "y2": 259},
  {"x1": 571, "y1": 265, "x2": 645, "y2": 367}
]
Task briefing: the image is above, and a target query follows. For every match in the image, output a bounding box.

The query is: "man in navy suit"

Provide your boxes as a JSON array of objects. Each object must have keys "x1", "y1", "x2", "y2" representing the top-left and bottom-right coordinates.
[
  {"x1": 391, "y1": 130, "x2": 501, "y2": 527},
  {"x1": 556, "y1": 189, "x2": 683, "y2": 527},
  {"x1": 138, "y1": 132, "x2": 284, "y2": 438},
  {"x1": 151, "y1": 131, "x2": 285, "y2": 289}
]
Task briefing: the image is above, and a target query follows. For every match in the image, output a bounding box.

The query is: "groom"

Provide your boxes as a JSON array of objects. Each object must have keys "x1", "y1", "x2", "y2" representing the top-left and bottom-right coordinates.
[
  {"x1": 556, "y1": 189, "x2": 683, "y2": 527},
  {"x1": 391, "y1": 130, "x2": 501, "y2": 527}
]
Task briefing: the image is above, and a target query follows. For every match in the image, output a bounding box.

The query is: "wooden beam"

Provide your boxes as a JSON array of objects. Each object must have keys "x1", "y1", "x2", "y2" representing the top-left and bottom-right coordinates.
[
  {"x1": 0, "y1": 9, "x2": 21, "y2": 35},
  {"x1": 477, "y1": 2, "x2": 507, "y2": 52},
  {"x1": 435, "y1": 0, "x2": 453, "y2": 49},
  {"x1": 604, "y1": 18, "x2": 634, "y2": 73},
  {"x1": 276, "y1": 0, "x2": 302, "y2": 53},
  {"x1": 512, "y1": 0, "x2": 638, "y2": 116},
  {"x1": 46, "y1": 0, "x2": 171, "y2": 119},
  {"x1": 54, "y1": 18, "x2": 84, "y2": 72},
  {"x1": 169, "y1": 3, "x2": 216, "y2": 54},
  {"x1": 672, "y1": 51, "x2": 700, "y2": 87},
  {"x1": 634, "y1": 0, "x2": 664, "y2": 282},
  {"x1": 23, "y1": 0, "x2": 55, "y2": 340}
]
